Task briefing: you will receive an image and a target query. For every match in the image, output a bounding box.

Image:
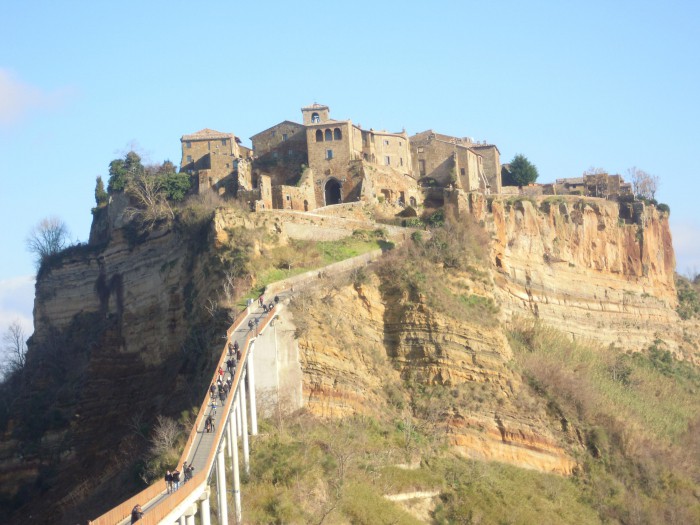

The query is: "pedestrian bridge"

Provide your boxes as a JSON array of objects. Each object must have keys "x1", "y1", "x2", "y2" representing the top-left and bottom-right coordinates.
[
  {"x1": 90, "y1": 300, "x2": 280, "y2": 525},
  {"x1": 89, "y1": 247, "x2": 389, "y2": 524}
]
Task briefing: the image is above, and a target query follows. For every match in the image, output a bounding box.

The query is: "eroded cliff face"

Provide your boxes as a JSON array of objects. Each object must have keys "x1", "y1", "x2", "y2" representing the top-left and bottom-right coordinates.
[
  {"x1": 476, "y1": 195, "x2": 679, "y2": 352},
  {"x1": 2, "y1": 216, "x2": 229, "y2": 523},
  {"x1": 292, "y1": 272, "x2": 578, "y2": 475}
]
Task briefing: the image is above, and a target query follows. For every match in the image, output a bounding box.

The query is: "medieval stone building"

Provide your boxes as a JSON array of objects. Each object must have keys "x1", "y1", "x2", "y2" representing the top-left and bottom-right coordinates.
[{"x1": 180, "y1": 104, "x2": 502, "y2": 212}]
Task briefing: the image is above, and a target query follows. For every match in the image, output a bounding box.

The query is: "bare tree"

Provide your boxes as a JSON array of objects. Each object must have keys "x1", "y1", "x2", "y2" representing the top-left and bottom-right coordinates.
[
  {"x1": 628, "y1": 167, "x2": 659, "y2": 200},
  {"x1": 26, "y1": 216, "x2": 70, "y2": 270},
  {"x1": 1, "y1": 320, "x2": 28, "y2": 377},
  {"x1": 124, "y1": 172, "x2": 174, "y2": 231},
  {"x1": 149, "y1": 415, "x2": 181, "y2": 456}
]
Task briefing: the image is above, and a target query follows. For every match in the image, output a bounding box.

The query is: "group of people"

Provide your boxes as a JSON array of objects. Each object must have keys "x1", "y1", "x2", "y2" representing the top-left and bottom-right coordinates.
[
  {"x1": 128, "y1": 301, "x2": 284, "y2": 523},
  {"x1": 165, "y1": 462, "x2": 194, "y2": 494}
]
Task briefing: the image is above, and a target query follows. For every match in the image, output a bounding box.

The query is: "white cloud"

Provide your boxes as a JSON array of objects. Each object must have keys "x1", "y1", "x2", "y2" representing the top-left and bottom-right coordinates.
[
  {"x1": 0, "y1": 68, "x2": 72, "y2": 127},
  {"x1": 0, "y1": 275, "x2": 35, "y2": 337},
  {"x1": 671, "y1": 220, "x2": 700, "y2": 278}
]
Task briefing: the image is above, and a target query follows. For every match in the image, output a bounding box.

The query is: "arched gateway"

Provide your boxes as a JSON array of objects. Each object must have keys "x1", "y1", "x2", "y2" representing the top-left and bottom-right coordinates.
[{"x1": 324, "y1": 178, "x2": 342, "y2": 205}]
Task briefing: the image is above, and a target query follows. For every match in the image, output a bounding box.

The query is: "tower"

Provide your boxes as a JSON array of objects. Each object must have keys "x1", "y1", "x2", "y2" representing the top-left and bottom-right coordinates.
[{"x1": 301, "y1": 103, "x2": 330, "y2": 125}]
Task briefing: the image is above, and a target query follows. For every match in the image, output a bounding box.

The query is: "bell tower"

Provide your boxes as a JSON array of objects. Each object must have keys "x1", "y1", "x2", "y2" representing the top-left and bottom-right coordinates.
[{"x1": 301, "y1": 103, "x2": 330, "y2": 125}]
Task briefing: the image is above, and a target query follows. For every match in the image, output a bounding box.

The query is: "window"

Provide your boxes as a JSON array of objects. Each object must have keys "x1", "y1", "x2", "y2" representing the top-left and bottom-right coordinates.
[
  {"x1": 271, "y1": 130, "x2": 276, "y2": 138},
  {"x1": 326, "y1": 149, "x2": 333, "y2": 160},
  {"x1": 186, "y1": 141, "x2": 191, "y2": 149},
  {"x1": 207, "y1": 142, "x2": 211, "y2": 151},
  {"x1": 419, "y1": 159, "x2": 426, "y2": 176},
  {"x1": 400, "y1": 158, "x2": 404, "y2": 166},
  {"x1": 460, "y1": 168, "x2": 465, "y2": 176},
  {"x1": 312, "y1": 112, "x2": 320, "y2": 123},
  {"x1": 288, "y1": 149, "x2": 293, "y2": 156},
  {"x1": 385, "y1": 156, "x2": 390, "y2": 166},
  {"x1": 325, "y1": 129, "x2": 332, "y2": 141},
  {"x1": 282, "y1": 133, "x2": 288, "y2": 141},
  {"x1": 273, "y1": 151, "x2": 278, "y2": 159},
  {"x1": 384, "y1": 139, "x2": 389, "y2": 146},
  {"x1": 186, "y1": 155, "x2": 193, "y2": 163},
  {"x1": 316, "y1": 129, "x2": 323, "y2": 142},
  {"x1": 334, "y1": 128, "x2": 342, "y2": 140},
  {"x1": 399, "y1": 141, "x2": 402, "y2": 147},
  {"x1": 221, "y1": 139, "x2": 227, "y2": 146},
  {"x1": 286, "y1": 195, "x2": 291, "y2": 201}
]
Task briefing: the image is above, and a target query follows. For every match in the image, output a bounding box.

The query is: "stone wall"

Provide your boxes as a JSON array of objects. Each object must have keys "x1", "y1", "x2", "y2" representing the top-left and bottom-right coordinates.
[
  {"x1": 251, "y1": 121, "x2": 306, "y2": 157},
  {"x1": 471, "y1": 144, "x2": 501, "y2": 194}
]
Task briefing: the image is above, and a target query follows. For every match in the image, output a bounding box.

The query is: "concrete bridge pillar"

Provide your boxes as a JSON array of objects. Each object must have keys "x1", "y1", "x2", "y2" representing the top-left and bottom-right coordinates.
[
  {"x1": 231, "y1": 400, "x2": 242, "y2": 524},
  {"x1": 199, "y1": 487, "x2": 211, "y2": 525},
  {"x1": 183, "y1": 503, "x2": 197, "y2": 525},
  {"x1": 247, "y1": 343, "x2": 258, "y2": 435},
  {"x1": 240, "y1": 368, "x2": 250, "y2": 474},
  {"x1": 216, "y1": 439, "x2": 228, "y2": 525}
]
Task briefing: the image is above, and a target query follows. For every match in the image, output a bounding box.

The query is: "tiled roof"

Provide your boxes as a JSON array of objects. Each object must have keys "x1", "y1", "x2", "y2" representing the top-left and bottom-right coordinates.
[{"x1": 181, "y1": 128, "x2": 234, "y2": 141}]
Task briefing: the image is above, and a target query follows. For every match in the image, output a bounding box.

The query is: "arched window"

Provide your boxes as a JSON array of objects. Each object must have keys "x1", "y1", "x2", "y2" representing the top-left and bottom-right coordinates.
[
  {"x1": 325, "y1": 129, "x2": 333, "y2": 141},
  {"x1": 334, "y1": 128, "x2": 342, "y2": 140},
  {"x1": 315, "y1": 129, "x2": 323, "y2": 142},
  {"x1": 312, "y1": 112, "x2": 320, "y2": 123}
]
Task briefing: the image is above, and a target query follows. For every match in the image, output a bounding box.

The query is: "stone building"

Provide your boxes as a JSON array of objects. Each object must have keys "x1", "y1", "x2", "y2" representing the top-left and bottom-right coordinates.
[
  {"x1": 410, "y1": 130, "x2": 499, "y2": 195},
  {"x1": 546, "y1": 173, "x2": 633, "y2": 199},
  {"x1": 180, "y1": 128, "x2": 250, "y2": 193},
  {"x1": 182, "y1": 104, "x2": 501, "y2": 211}
]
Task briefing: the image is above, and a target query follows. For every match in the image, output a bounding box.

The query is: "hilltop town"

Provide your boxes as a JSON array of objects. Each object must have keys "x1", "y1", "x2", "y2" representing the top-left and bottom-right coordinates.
[{"x1": 179, "y1": 103, "x2": 635, "y2": 214}]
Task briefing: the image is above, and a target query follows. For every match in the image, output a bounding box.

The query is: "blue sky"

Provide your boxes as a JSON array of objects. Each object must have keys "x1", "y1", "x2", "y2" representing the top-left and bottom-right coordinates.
[{"x1": 1, "y1": 0, "x2": 699, "y2": 336}]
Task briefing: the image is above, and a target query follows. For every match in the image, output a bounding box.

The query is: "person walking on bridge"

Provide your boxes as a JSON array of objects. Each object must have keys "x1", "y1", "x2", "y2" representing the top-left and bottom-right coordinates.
[
  {"x1": 130, "y1": 504, "x2": 143, "y2": 523},
  {"x1": 165, "y1": 470, "x2": 173, "y2": 493}
]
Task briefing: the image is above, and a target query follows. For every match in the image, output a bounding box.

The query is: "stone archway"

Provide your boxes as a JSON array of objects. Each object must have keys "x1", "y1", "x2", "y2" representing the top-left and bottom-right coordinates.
[{"x1": 324, "y1": 178, "x2": 342, "y2": 205}]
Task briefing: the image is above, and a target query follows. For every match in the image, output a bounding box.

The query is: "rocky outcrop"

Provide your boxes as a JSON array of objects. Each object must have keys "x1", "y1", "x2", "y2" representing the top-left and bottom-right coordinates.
[
  {"x1": 292, "y1": 272, "x2": 578, "y2": 475},
  {"x1": 481, "y1": 196, "x2": 678, "y2": 352}
]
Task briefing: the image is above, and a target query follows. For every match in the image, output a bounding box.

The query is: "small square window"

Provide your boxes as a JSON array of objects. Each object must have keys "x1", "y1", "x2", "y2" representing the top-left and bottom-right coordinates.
[
  {"x1": 286, "y1": 195, "x2": 291, "y2": 201},
  {"x1": 460, "y1": 168, "x2": 465, "y2": 175},
  {"x1": 186, "y1": 141, "x2": 191, "y2": 149},
  {"x1": 273, "y1": 152, "x2": 278, "y2": 158},
  {"x1": 271, "y1": 130, "x2": 276, "y2": 137},
  {"x1": 326, "y1": 149, "x2": 333, "y2": 160},
  {"x1": 186, "y1": 155, "x2": 192, "y2": 163},
  {"x1": 384, "y1": 140, "x2": 389, "y2": 146},
  {"x1": 282, "y1": 134, "x2": 288, "y2": 141},
  {"x1": 288, "y1": 150, "x2": 293, "y2": 156},
  {"x1": 221, "y1": 139, "x2": 227, "y2": 146}
]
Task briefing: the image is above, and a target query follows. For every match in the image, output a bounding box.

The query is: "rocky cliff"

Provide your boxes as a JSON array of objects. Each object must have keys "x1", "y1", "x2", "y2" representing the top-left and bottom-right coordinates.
[
  {"x1": 464, "y1": 194, "x2": 679, "y2": 353},
  {"x1": 291, "y1": 269, "x2": 578, "y2": 476},
  {"x1": 0, "y1": 192, "x2": 686, "y2": 522}
]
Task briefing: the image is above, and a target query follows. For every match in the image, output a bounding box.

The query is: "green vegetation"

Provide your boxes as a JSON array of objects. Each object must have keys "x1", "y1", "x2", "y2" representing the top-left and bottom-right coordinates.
[
  {"x1": 227, "y1": 230, "x2": 390, "y2": 307},
  {"x1": 94, "y1": 175, "x2": 108, "y2": 208},
  {"x1": 376, "y1": 210, "x2": 498, "y2": 325},
  {"x1": 503, "y1": 153, "x2": 539, "y2": 186},
  {"x1": 676, "y1": 273, "x2": 700, "y2": 319},
  {"x1": 509, "y1": 320, "x2": 700, "y2": 523}
]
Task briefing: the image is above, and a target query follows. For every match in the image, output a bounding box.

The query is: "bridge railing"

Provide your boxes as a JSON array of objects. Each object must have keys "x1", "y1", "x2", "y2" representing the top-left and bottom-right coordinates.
[{"x1": 92, "y1": 303, "x2": 276, "y2": 524}]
